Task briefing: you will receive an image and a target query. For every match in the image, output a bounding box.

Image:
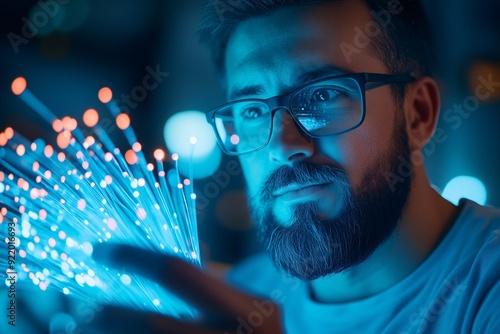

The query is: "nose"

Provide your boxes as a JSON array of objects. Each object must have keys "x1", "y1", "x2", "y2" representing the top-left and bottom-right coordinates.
[{"x1": 268, "y1": 108, "x2": 314, "y2": 164}]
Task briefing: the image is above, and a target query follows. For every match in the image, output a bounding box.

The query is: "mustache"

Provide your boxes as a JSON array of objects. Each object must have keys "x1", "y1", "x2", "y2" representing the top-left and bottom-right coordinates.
[{"x1": 259, "y1": 161, "x2": 349, "y2": 203}]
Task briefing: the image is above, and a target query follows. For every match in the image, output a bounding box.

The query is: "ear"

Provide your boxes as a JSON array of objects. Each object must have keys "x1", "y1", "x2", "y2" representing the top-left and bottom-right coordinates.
[{"x1": 404, "y1": 77, "x2": 440, "y2": 151}]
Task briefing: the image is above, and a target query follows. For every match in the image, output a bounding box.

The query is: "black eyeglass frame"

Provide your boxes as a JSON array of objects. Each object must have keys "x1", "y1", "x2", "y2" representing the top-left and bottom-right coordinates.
[{"x1": 206, "y1": 72, "x2": 415, "y2": 156}]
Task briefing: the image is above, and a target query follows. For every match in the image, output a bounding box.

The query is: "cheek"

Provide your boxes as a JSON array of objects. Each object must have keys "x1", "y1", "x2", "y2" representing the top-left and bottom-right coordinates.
[
  {"x1": 239, "y1": 152, "x2": 271, "y2": 198},
  {"x1": 316, "y1": 135, "x2": 372, "y2": 189},
  {"x1": 317, "y1": 89, "x2": 396, "y2": 189}
]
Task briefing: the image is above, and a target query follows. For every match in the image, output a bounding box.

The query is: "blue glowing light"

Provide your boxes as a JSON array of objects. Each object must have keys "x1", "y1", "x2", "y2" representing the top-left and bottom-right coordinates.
[
  {"x1": 164, "y1": 110, "x2": 218, "y2": 160},
  {"x1": 164, "y1": 110, "x2": 221, "y2": 179},
  {"x1": 442, "y1": 175, "x2": 487, "y2": 205},
  {"x1": 0, "y1": 80, "x2": 201, "y2": 319}
]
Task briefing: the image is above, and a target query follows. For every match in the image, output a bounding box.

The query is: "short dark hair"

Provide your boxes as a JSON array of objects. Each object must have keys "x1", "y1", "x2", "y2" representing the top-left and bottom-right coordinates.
[{"x1": 198, "y1": 0, "x2": 434, "y2": 102}]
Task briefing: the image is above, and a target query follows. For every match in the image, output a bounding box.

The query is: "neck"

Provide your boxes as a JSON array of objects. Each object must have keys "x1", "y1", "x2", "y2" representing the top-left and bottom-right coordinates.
[{"x1": 310, "y1": 168, "x2": 460, "y2": 303}]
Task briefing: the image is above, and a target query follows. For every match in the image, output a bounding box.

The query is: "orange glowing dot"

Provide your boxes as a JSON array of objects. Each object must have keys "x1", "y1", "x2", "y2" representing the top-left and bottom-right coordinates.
[
  {"x1": 98, "y1": 87, "x2": 113, "y2": 103},
  {"x1": 39, "y1": 209, "x2": 47, "y2": 220},
  {"x1": 11, "y1": 77, "x2": 27, "y2": 95},
  {"x1": 171, "y1": 153, "x2": 179, "y2": 161},
  {"x1": 132, "y1": 142, "x2": 142, "y2": 152},
  {"x1": 125, "y1": 149, "x2": 138, "y2": 165},
  {"x1": 62, "y1": 116, "x2": 77, "y2": 131},
  {"x1": 0, "y1": 133, "x2": 7, "y2": 146},
  {"x1": 77, "y1": 199, "x2": 86, "y2": 211},
  {"x1": 44, "y1": 145, "x2": 54, "y2": 158},
  {"x1": 116, "y1": 113, "x2": 130, "y2": 130},
  {"x1": 18, "y1": 178, "x2": 29, "y2": 191},
  {"x1": 69, "y1": 118, "x2": 77, "y2": 131},
  {"x1": 52, "y1": 119, "x2": 64, "y2": 133},
  {"x1": 57, "y1": 131, "x2": 71, "y2": 149},
  {"x1": 154, "y1": 149, "x2": 165, "y2": 161},
  {"x1": 183, "y1": 179, "x2": 191, "y2": 186},
  {"x1": 5, "y1": 127, "x2": 14, "y2": 139},
  {"x1": 62, "y1": 116, "x2": 71, "y2": 129},
  {"x1": 19, "y1": 250, "x2": 26, "y2": 258},
  {"x1": 16, "y1": 144, "x2": 26, "y2": 156},
  {"x1": 104, "y1": 152, "x2": 113, "y2": 162},
  {"x1": 230, "y1": 134, "x2": 240, "y2": 145},
  {"x1": 107, "y1": 218, "x2": 117, "y2": 231},
  {"x1": 58, "y1": 152, "x2": 66, "y2": 162},
  {"x1": 30, "y1": 188, "x2": 40, "y2": 199},
  {"x1": 137, "y1": 208, "x2": 147, "y2": 220},
  {"x1": 83, "y1": 108, "x2": 99, "y2": 127},
  {"x1": 84, "y1": 136, "x2": 95, "y2": 148}
]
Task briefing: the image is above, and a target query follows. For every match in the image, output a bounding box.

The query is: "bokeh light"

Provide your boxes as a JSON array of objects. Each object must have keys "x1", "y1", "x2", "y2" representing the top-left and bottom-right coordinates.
[
  {"x1": 116, "y1": 113, "x2": 131, "y2": 130},
  {"x1": 164, "y1": 111, "x2": 221, "y2": 179},
  {"x1": 83, "y1": 108, "x2": 99, "y2": 127},
  {"x1": 11, "y1": 77, "x2": 27, "y2": 96},
  {"x1": 164, "y1": 111, "x2": 217, "y2": 159},
  {"x1": 98, "y1": 87, "x2": 113, "y2": 103},
  {"x1": 442, "y1": 175, "x2": 487, "y2": 205},
  {"x1": 52, "y1": 119, "x2": 64, "y2": 133},
  {"x1": 124, "y1": 149, "x2": 138, "y2": 165},
  {"x1": 154, "y1": 149, "x2": 165, "y2": 161}
]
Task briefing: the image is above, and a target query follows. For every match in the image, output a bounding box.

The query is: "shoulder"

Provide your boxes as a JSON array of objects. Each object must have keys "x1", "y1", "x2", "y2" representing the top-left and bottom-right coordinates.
[
  {"x1": 449, "y1": 199, "x2": 500, "y2": 281},
  {"x1": 451, "y1": 200, "x2": 500, "y2": 332},
  {"x1": 453, "y1": 199, "x2": 500, "y2": 250}
]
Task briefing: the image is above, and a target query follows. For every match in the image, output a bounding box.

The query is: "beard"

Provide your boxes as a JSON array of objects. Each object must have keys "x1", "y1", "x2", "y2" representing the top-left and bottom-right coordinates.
[{"x1": 250, "y1": 118, "x2": 412, "y2": 280}]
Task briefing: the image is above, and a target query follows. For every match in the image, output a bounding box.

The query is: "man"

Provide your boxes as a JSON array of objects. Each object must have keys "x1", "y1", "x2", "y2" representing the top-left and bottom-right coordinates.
[{"x1": 92, "y1": 0, "x2": 500, "y2": 333}]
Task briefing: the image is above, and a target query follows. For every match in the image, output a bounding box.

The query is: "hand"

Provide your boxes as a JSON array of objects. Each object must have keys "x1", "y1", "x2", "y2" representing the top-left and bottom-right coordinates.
[{"x1": 85, "y1": 244, "x2": 284, "y2": 334}]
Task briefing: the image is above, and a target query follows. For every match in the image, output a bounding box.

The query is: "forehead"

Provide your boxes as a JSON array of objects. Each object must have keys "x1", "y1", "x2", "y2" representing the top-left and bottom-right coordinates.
[{"x1": 224, "y1": 0, "x2": 388, "y2": 96}]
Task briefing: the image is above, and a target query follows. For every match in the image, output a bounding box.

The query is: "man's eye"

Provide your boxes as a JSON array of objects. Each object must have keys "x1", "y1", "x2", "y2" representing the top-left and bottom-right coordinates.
[
  {"x1": 311, "y1": 88, "x2": 340, "y2": 103},
  {"x1": 241, "y1": 107, "x2": 265, "y2": 119}
]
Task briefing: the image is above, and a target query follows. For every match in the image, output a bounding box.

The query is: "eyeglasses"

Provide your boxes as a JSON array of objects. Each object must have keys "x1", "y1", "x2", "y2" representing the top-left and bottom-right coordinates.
[{"x1": 206, "y1": 72, "x2": 415, "y2": 156}]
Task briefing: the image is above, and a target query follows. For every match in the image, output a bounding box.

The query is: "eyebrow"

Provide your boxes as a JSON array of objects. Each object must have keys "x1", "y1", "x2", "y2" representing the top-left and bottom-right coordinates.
[
  {"x1": 228, "y1": 64, "x2": 350, "y2": 101},
  {"x1": 228, "y1": 86, "x2": 265, "y2": 101}
]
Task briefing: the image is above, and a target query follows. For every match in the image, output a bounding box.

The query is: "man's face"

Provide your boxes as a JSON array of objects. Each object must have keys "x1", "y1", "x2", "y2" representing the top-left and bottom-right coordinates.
[{"x1": 224, "y1": 0, "x2": 412, "y2": 279}]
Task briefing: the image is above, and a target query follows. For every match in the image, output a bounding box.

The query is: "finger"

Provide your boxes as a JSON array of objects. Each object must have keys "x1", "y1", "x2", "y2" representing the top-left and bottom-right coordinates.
[{"x1": 92, "y1": 243, "x2": 261, "y2": 318}]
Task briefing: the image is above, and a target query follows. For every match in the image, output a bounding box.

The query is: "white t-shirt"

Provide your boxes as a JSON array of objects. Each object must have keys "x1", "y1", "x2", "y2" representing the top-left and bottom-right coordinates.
[{"x1": 227, "y1": 199, "x2": 500, "y2": 333}]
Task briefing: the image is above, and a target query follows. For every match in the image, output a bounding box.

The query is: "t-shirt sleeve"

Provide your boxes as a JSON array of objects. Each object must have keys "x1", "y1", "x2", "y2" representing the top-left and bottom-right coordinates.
[
  {"x1": 471, "y1": 279, "x2": 500, "y2": 333},
  {"x1": 470, "y1": 231, "x2": 500, "y2": 334}
]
